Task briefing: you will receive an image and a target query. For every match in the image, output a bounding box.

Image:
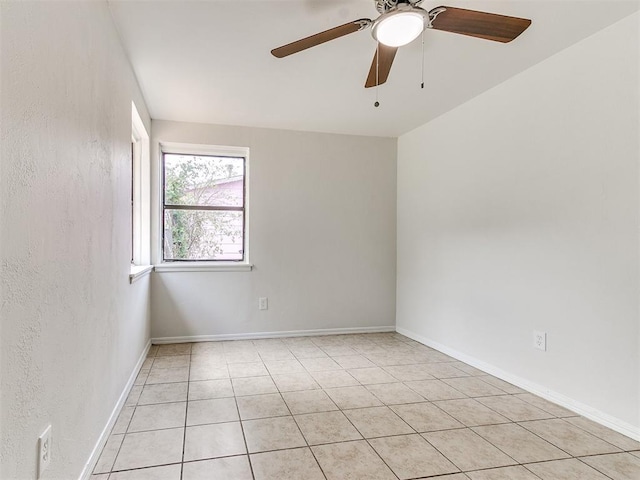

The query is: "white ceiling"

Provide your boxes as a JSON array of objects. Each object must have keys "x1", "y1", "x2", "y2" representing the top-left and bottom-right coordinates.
[{"x1": 109, "y1": 0, "x2": 639, "y2": 137}]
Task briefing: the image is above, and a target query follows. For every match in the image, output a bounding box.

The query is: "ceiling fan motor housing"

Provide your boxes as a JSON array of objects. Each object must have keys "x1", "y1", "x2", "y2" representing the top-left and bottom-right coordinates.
[
  {"x1": 371, "y1": 3, "x2": 430, "y2": 47},
  {"x1": 375, "y1": 0, "x2": 424, "y2": 14}
]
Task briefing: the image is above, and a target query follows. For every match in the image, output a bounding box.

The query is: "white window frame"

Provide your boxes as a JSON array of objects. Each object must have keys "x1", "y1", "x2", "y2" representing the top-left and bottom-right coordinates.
[
  {"x1": 129, "y1": 102, "x2": 152, "y2": 283},
  {"x1": 154, "y1": 142, "x2": 252, "y2": 273}
]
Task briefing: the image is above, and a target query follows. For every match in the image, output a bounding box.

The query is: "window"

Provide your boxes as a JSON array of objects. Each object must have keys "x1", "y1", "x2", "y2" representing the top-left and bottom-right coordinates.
[
  {"x1": 130, "y1": 102, "x2": 152, "y2": 283},
  {"x1": 162, "y1": 151, "x2": 246, "y2": 262}
]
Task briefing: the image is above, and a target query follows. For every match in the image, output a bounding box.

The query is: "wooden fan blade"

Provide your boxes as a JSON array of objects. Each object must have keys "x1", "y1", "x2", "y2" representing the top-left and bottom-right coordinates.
[
  {"x1": 430, "y1": 6, "x2": 531, "y2": 43},
  {"x1": 365, "y1": 44, "x2": 398, "y2": 88},
  {"x1": 271, "y1": 19, "x2": 371, "y2": 58}
]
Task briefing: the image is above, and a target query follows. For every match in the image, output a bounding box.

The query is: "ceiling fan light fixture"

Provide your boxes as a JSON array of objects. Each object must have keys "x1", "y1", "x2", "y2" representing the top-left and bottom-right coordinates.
[{"x1": 372, "y1": 10, "x2": 426, "y2": 47}]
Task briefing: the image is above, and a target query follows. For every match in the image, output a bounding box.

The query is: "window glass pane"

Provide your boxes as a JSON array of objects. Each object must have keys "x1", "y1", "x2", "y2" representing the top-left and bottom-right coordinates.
[
  {"x1": 164, "y1": 209, "x2": 244, "y2": 261},
  {"x1": 164, "y1": 154, "x2": 244, "y2": 207}
]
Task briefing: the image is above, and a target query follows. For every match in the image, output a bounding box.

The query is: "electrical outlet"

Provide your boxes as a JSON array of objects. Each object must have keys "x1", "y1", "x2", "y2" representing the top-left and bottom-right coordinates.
[
  {"x1": 534, "y1": 331, "x2": 547, "y2": 351},
  {"x1": 38, "y1": 425, "x2": 52, "y2": 478},
  {"x1": 258, "y1": 297, "x2": 268, "y2": 310}
]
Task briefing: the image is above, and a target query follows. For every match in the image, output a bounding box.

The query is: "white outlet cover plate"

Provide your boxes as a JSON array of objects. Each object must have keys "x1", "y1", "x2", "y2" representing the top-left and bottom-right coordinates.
[
  {"x1": 38, "y1": 424, "x2": 52, "y2": 478},
  {"x1": 258, "y1": 297, "x2": 268, "y2": 310},
  {"x1": 534, "y1": 331, "x2": 547, "y2": 351}
]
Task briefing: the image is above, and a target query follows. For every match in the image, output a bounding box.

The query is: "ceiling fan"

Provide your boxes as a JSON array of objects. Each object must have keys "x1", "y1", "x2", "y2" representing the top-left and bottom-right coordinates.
[{"x1": 271, "y1": 0, "x2": 532, "y2": 88}]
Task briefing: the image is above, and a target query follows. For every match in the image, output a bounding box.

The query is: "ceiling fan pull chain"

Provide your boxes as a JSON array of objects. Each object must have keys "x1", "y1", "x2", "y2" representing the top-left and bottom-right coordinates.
[
  {"x1": 375, "y1": 41, "x2": 380, "y2": 107},
  {"x1": 421, "y1": 29, "x2": 425, "y2": 89}
]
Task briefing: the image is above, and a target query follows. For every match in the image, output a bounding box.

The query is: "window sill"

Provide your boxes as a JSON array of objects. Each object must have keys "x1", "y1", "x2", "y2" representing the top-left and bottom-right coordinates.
[
  {"x1": 129, "y1": 265, "x2": 153, "y2": 284},
  {"x1": 154, "y1": 262, "x2": 253, "y2": 273}
]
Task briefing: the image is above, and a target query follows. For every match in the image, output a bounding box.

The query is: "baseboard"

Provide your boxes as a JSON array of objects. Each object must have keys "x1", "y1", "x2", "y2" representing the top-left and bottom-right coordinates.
[
  {"x1": 396, "y1": 326, "x2": 640, "y2": 442},
  {"x1": 78, "y1": 339, "x2": 152, "y2": 480},
  {"x1": 151, "y1": 325, "x2": 397, "y2": 344}
]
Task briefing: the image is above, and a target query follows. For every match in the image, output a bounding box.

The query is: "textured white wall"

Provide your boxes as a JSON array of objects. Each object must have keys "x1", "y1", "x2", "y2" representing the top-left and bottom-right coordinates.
[
  {"x1": 397, "y1": 13, "x2": 639, "y2": 434},
  {"x1": 1, "y1": 2, "x2": 152, "y2": 479},
  {"x1": 150, "y1": 121, "x2": 397, "y2": 339}
]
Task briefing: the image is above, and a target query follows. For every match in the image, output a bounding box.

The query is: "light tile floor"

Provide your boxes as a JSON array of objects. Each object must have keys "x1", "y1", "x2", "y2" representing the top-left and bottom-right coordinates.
[{"x1": 93, "y1": 333, "x2": 640, "y2": 480}]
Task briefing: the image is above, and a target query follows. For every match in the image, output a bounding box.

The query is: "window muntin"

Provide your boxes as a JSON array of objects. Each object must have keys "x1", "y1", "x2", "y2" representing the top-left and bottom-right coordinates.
[{"x1": 162, "y1": 153, "x2": 245, "y2": 261}]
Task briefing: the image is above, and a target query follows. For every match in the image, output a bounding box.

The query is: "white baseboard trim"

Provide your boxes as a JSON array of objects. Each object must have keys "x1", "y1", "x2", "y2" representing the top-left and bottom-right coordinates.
[
  {"x1": 396, "y1": 326, "x2": 640, "y2": 442},
  {"x1": 78, "y1": 339, "x2": 152, "y2": 480},
  {"x1": 151, "y1": 325, "x2": 396, "y2": 344}
]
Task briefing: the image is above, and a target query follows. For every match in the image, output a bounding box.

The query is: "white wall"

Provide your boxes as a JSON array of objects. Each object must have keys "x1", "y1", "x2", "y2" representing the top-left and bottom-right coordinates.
[
  {"x1": 397, "y1": 12, "x2": 639, "y2": 436},
  {"x1": 1, "y1": 2, "x2": 152, "y2": 478},
  {"x1": 151, "y1": 121, "x2": 397, "y2": 339}
]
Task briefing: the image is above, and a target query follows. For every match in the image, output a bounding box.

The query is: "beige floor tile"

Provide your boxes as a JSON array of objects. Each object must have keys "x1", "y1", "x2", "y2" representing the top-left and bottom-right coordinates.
[
  {"x1": 236, "y1": 393, "x2": 290, "y2": 420},
  {"x1": 113, "y1": 428, "x2": 184, "y2": 471},
  {"x1": 183, "y1": 422, "x2": 246, "y2": 461},
  {"x1": 250, "y1": 447, "x2": 325, "y2": 480},
  {"x1": 152, "y1": 355, "x2": 190, "y2": 369},
  {"x1": 365, "y1": 354, "x2": 416, "y2": 367},
  {"x1": 580, "y1": 452, "x2": 640, "y2": 480},
  {"x1": 294, "y1": 411, "x2": 362, "y2": 445},
  {"x1": 324, "y1": 385, "x2": 383, "y2": 409},
  {"x1": 351, "y1": 344, "x2": 387, "y2": 355},
  {"x1": 257, "y1": 350, "x2": 296, "y2": 362},
  {"x1": 227, "y1": 362, "x2": 269, "y2": 378},
  {"x1": 370, "y1": 433, "x2": 459, "y2": 479},
  {"x1": 347, "y1": 367, "x2": 398, "y2": 385},
  {"x1": 94, "y1": 434, "x2": 124, "y2": 474},
  {"x1": 525, "y1": 458, "x2": 610, "y2": 479},
  {"x1": 520, "y1": 419, "x2": 621, "y2": 456},
  {"x1": 225, "y1": 351, "x2": 262, "y2": 364},
  {"x1": 188, "y1": 379, "x2": 234, "y2": 401},
  {"x1": 405, "y1": 380, "x2": 468, "y2": 401},
  {"x1": 187, "y1": 397, "x2": 239, "y2": 426},
  {"x1": 281, "y1": 389, "x2": 339, "y2": 415},
  {"x1": 312, "y1": 440, "x2": 397, "y2": 480},
  {"x1": 182, "y1": 456, "x2": 253, "y2": 480},
  {"x1": 128, "y1": 402, "x2": 186, "y2": 433},
  {"x1": 290, "y1": 346, "x2": 328, "y2": 358},
  {"x1": 309, "y1": 369, "x2": 359, "y2": 388},
  {"x1": 447, "y1": 362, "x2": 486, "y2": 376},
  {"x1": 189, "y1": 355, "x2": 226, "y2": 369},
  {"x1": 434, "y1": 398, "x2": 510, "y2": 427},
  {"x1": 473, "y1": 423, "x2": 570, "y2": 463},
  {"x1": 271, "y1": 372, "x2": 320, "y2": 392},
  {"x1": 382, "y1": 364, "x2": 436, "y2": 381},
  {"x1": 424, "y1": 428, "x2": 516, "y2": 471},
  {"x1": 321, "y1": 345, "x2": 359, "y2": 356},
  {"x1": 243, "y1": 416, "x2": 306, "y2": 453},
  {"x1": 135, "y1": 371, "x2": 149, "y2": 386},
  {"x1": 514, "y1": 393, "x2": 578, "y2": 417},
  {"x1": 443, "y1": 377, "x2": 508, "y2": 397},
  {"x1": 108, "y1": 464, "x2": 182, "y2": 480},
  {"x1": 565, "y1": 417, "x2": 640, "y2": 451},
  {"x1": 344, "y1": 406, "x2": 414, "y2": 438},
  {"x1": 466, "y1": 466, "x2": 539, "y2": 479},
  {"x1": 366, "y1": 382, "x2": 426, "y2": 405},
  {"x1": 476, "y1": 395, "x2": 553, "y2": 422},
  {"x1": 390, "y1": 402, "x2": 464, "y2": 432},
  {"x1": 263, "y1": 359, "x2": 305, "y2": 374},
  {"x1": 125, "y1": 385, "x2": 143, "y2": 406},
  {"x1": 146, "y1": 367, "x2": 189, "y2": 385},
  {"x1": 299, "y1": 356, "x2": 343, "y2": 371},
  {"x1": 190, "y1": 342, "x2": 224, "y2": 356},
  {"x1": 232, "y1": 376, "x2": 278, "y2": 396},
  {"x1": 478, "y1": 376, "x2": 526, "y2": 394},
  {"x1": 189, "y1": 364, "x2": 229, "y2": 382},
  {"x1": 631, "y1": 451, "x2": 640, "y2": 459},
  {"x1": 113, "y1": 406, "x2": 135, "y2": 434},
  {"x1": 156, "y1": 343, "x2": 192, "y2": 356},
  {"x1": 91, "y1": 475, "x2": 110, "y2": 480},
  {"x1": 138, "y1": 383, "x2": 188, "y2": 405},
  {"x1": 421, "y1": 363, "x2": 471, "y2": 379},
  {"x1": 332, "y1": 354, "x2": 376, "y2": 369}
]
